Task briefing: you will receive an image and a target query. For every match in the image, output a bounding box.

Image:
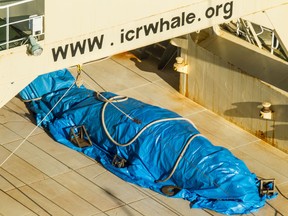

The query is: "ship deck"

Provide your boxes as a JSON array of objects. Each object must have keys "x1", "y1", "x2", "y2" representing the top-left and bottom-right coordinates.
[{"x1": 0, "y1": 52, "x2": 288, "y2": 216}]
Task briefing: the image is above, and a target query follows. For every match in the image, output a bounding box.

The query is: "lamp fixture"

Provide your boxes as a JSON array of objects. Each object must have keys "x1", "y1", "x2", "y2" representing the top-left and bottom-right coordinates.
[{"x1": 27, "y1": 35, "x2": 43, "y2": 56}]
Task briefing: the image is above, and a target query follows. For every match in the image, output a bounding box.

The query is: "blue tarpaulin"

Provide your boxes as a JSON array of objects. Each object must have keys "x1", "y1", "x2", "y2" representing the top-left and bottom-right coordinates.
[{"x1": 19, "y1": 69, "x2": 274, "y2": 215}]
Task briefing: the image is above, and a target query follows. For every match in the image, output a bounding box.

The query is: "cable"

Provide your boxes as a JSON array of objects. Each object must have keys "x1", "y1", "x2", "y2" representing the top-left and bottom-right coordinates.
[
  {"x1": 0, "y1": 81, "x2": 76, "y2": 168},
  {"x1": 265, "y1": 202, "x2": 284, "y2": 216},
  {"x1": 96, "y1": 93, "x2": 135, "y2": 123},
  {"x1": 80, "y1": 67, "x2": 139, "y2": 123},
  {"x1": 276, "y1": 185, "x2": 288, "y2": 200},
  {"x1": 80, "y1": 68, "x2": 107, "y2": 91}
]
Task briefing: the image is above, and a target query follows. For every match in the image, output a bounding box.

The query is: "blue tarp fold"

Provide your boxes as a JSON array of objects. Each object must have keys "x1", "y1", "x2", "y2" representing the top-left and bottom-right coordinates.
[{"x1": 19, "y1": 69, "x2": 274, "y2": 215}]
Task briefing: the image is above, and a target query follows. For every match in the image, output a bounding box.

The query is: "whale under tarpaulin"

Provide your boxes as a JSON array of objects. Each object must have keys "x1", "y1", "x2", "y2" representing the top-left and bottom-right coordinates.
[{"x1": 19, "y1": 69, "x2": 275, "y2": 215}]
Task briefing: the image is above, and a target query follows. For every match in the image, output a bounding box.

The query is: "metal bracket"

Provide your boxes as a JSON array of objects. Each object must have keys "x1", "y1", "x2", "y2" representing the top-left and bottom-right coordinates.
[
  {"x1": 259, "y1": 179, "x2": 276, "y2": 196},
  {"x1": 112, "y1": 155, "x2": 127, "y2": 168},
  {"x1": 161, "y1": 185, "x2": 182, "y2": 197},
  {"x1": 69, "y1": 125, "x2": 92, "y2": 148}
]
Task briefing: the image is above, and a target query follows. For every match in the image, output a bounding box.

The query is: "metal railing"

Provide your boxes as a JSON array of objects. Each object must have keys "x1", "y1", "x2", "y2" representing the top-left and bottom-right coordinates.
[
  {"x1": 222, "y1": 19, "x2": 288, "y2": 61},
  {"x1": 0, "y1": 15, "x2": 44, "y2": 51}
]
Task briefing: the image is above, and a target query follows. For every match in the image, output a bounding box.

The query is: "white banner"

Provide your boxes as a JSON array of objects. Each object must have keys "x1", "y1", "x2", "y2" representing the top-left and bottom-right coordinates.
[{"x1": 48, "y1": 0, "x2": 288, "y2": 64}]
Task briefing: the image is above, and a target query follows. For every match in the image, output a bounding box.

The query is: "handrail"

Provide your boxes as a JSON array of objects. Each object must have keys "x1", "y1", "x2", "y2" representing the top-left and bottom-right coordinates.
[
  {"x1": 0, "y1": 0, "x2": 33, "y2": 10},
  {"x1": 0, "y1": 15, "x2": 44, "y2": 50}
]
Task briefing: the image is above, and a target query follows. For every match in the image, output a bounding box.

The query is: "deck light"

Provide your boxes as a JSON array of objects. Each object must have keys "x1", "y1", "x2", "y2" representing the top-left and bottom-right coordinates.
[{"x1": 27, "y1": 35, "x2": 43, "y2": 56}]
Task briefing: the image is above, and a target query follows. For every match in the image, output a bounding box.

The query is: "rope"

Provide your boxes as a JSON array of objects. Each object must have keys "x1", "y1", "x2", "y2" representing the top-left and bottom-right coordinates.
[
  {"x1": 99, "y1": 93, "x2": 266, "y2": 214},
  {"x1": 96, "y1": 93, "x2": 135, "y2": 122},
  {"x1": 156, "y1": 134, "x2": 204, "y2": 183},
  {"x1": 79, "y1": 66, "x2": 137, "y2": 123},
  {"x1": 100, "y1": 94, "x2": 198, "y2": 147},
  {"x1": 100, "y1": 94, "x2": 203, "y2": 183},
  {"x1": 0, "y1": 81, "x2": 76, "y2": 168},
  {"x1": 21, "y1": 97, "x2": 42, "y2": 103}
]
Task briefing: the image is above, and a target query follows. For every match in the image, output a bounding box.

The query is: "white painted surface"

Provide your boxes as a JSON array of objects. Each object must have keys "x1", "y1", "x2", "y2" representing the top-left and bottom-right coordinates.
[
  {"x1": 0, "y1": 0, "x2": 288, "y2": 108},
  {"x1": 265, "y1": 4, "x2": 288, "y2": 57}
]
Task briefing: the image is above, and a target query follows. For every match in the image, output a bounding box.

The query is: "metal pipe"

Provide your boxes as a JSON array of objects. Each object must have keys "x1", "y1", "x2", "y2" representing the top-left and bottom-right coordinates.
[{"x1": 6, "y1": 7, "x2": 9, "y2": 49}]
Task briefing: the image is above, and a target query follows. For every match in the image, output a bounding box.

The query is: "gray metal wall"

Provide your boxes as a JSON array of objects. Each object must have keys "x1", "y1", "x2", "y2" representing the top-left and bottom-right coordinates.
[{"x1": 186, "y1": 36, "x2": 288, "y2": 153}]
